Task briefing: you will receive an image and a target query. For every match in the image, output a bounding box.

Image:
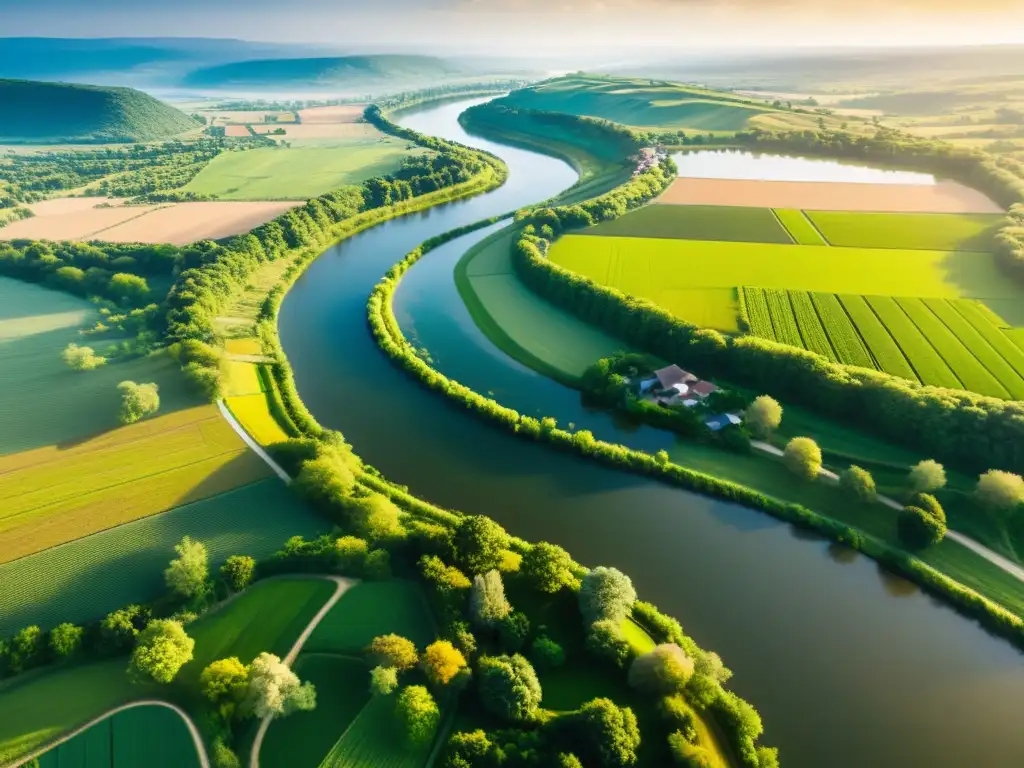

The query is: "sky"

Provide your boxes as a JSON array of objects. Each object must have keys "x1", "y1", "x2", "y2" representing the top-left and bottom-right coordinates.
[{"x1": 2, "y1": 0, "x2": 1023, "y2": 53}]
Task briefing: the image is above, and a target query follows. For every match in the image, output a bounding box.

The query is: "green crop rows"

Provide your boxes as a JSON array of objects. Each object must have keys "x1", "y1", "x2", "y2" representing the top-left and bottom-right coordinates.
[
  {"x1": 763, "y1": 288, "x2": 803, "y2": 348},
  {"x1": 773, "y1": 209, "x2": 826, "y2": 245},
  {"x1": 789, "y1": 291, "x2": 838, "y2": 361},
  {"x1": 0, "y1": 479, "x2": 326, "y2": 634},
  {"x1": 837, "y1": 296, "x2": 919, "y2": 380},
  {"x1": 865, "y1": 296, "x2": 961, "y2": 388},
  {"x1": 741, "y1": 287, "x2": 775, "y2": 340},
  {"x1": 809, "y1": 293, "x2": 874, "y2": 369},
  {"x1": 318, "y1": 695, "x2": 434, "y2": 768}
]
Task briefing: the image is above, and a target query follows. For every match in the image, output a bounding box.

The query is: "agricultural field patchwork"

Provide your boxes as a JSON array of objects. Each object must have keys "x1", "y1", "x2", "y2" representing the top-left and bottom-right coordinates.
[
  {"x1": 0, "y1": 478, "x2": 326, "y2": 634},
  {"x1": 34, "y1": 705, "x2": 202, "y2": 768},
  {"x1": 773, "y1": 209, "x2": 826, "y2": 245},
  {"x1": 805, "y1": 210, "x2": 1005, "y2": 250},
  {"x1": 743, "y1": 288, "x2": 1024, "y2": 397},
  {"x1": 316, "y1": 695, "x2": 436, "y2": 768},
  {"x1": 586, "y1": 204, "x2": 792, "y2": 243}
]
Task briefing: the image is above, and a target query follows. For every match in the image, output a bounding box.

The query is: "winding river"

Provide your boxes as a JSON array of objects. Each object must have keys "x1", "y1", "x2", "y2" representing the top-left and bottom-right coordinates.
[{"x1": 279, "y1": 99, "x2": 1024, "y2": 767}]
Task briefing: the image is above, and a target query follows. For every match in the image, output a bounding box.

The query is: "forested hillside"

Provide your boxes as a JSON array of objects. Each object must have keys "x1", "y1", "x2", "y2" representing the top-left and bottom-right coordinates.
[{"x1": 0, "y1": 79, "x2": 199, "y2": 142}]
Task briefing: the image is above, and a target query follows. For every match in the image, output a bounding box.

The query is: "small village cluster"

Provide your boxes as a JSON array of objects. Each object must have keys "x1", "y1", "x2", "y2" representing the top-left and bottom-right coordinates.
[
  {"x1": 632, "y1": 146, "x2": 667, "y2": 176},
  {"x1": 636, "y1": 364, "x2": 743, "y2": 431}
]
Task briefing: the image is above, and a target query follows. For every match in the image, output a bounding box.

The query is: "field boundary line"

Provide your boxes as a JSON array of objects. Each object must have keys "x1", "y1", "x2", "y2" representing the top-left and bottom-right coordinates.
[
  {"x1": 800, "y1": 210, "x2": 830, "y2": 245},
  {"x1": 7, "y1": 699, "x2": 209, "y2": 768},
  {"x1": 217, "y1": 400, "x2": 291, "y2": 484},
  {"x1": 891, "y1": 297, "x2": 966, "y2": 390},
  {"x1": 768, "y1": 208, "x2": 796, "y2": 244},
  {"x1": 249, "y1": 575, "x2": 356, "y2": 768}
]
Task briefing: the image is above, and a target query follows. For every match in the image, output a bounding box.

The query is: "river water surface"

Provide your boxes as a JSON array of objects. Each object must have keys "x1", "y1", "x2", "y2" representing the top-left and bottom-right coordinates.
[{"x1": 279, "y1": 98, "x2": 1024, "y2": 767}]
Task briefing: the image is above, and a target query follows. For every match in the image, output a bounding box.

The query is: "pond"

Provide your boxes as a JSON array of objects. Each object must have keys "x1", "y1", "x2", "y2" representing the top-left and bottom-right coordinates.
[
  {"x1": 671, "y1": 148, "x2": 938, "y2": 184},
  {"x1": 280, "y1": 98, "x2": 1024, "y2": 768}
]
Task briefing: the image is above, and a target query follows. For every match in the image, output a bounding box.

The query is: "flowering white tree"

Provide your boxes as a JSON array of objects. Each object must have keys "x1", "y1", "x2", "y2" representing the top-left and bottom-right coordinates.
[{"x1": 242, "y1": 652, "x2": 316, "y2": 719}]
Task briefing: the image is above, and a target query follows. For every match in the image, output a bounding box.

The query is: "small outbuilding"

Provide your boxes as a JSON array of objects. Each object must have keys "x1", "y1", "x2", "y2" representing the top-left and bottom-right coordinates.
[
  {"x1": 689, "y1": 380, "x2": 719, "y2": 399},
  {"x1": 705, "y1": 413, "x2": 743, "y2": 432}
]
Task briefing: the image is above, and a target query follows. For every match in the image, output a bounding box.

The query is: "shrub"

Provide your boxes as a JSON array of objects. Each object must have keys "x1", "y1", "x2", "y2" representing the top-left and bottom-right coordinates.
[
  {"x1": 520, "y1": 541, "x2": 577, "y2": 593},
  {"x1": 744, "y1": 395, "x2": 782, "y2": 438},
  {"x1": 898, "y1": 505, "x2": 946, "y2": 549},
  {"x1": 242, "y1": 652, "x2": 316, "y2": 718},
  {"x1": 658, "y1": 695, "x2": 697, "y2": 742},
  {"x1": 684, "y1": 674, "x2": 721, "y2": 711},
  {"x1": 530, "y1": 635, "x2": 566, "y2": 669},
  {"x1": 336, "y1": 535, "x2": 369, "y2": 573},
  {"x1": 201, "y1": 657, "x2": 249, "y2": 702},
  {"x1": 422, "y1": 640, "x2": 468, "y2": 686},
  {"x1": 839, "y1": 465, "x2": 877, "y2": 503},
  {"x1": 295, "y1": 453, "x2": 358, "y2": 514},
  {"x1": 908, "y1": 459, "x2": 947, "y2": 494},
  {"x1": 211, "y1": 738, "x2": 241, "y2": 768},
  {"x1": 396, "y1": 685, "x2": 440, "y2": 747},
  {"x1": 220, "y1": 555, "x2": 255, "y2": 592},
  {"x1": 628, "y1": 644, "x2": 695, "y2": 694},
  {"x1": 8, "y1": 626, "x2": 44, "y2": 673},
  {"x1": 444, "y1": 730, "x2": 492, "y2": 768},
  {"x1": 109, "y1": 272, "x2": 150, "y2": 305},
  {"x1": 350, "y1": 493, "x2": 404, "y2": 543},
  {"x1": 783, "y1": 437, "x2": 822, "y2": 481},
  {"x1": 117, "y1": 380, "x2": 159, "y2": 424},
  {"x1": 62, "y1": 342, "x2": 105, "y2": 371},
  {"x1": 975, "y1": 469, "x2": 1024, "y2": 510},
  {"x1": 557, "y1": 754, "x2": 584, "y2": 768},
  {"x1": 912, "y1": 493, "x2": 946, "y2": 525},
  {"x1": 164, "y1": 536, "x2": 209, "y2": 599},
  {"x1": 477, "y1": 654, "x2": 543, "y2": 722},
  {"x1": 470, "y1": 570, "x2": 511, "y2": 628},
  {"x1": 454, "y1": 515, "x2": 510, "y2": 574},
  {"x1": 100, "y1": 605, "x2": 149, "y2": 652},
  {"x1": 367, "y1": 634, "x2": 418, "y2": 671},
  {"x1": 370, "y1": 665, "x2": 399, "y2": 696},
  {"x1": 129, "y1": 620, "x2": 195, "y2": 684},
  {"x1": 585, "y1": 620, "x2": 633, "y2": 669},
  {"x1": 49, "y1": 623, "x2": 84, "y2": 660},
  {"x1": 579, "y1": 567, "x2": 636, "y2": 624},
  {"x1": 365, "y1": 548, "x2": 392, "y2": 579},
  {"x1": 560, "y1": 697, "x2": 640, "y2": 768},
  {"x1": 694, "y1": 651, "x2": 732, "y2": 684}
]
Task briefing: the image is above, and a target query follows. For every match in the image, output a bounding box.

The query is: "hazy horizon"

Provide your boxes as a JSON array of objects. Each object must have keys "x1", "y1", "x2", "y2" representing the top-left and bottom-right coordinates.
[{"x1": 2, "y1": 0, "x2": 1023, "y2": 55}]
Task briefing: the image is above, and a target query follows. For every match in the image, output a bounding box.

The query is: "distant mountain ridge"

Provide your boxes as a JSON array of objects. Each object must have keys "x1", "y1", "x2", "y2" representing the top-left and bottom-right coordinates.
[
  {"x1": 0, "y1": 79, "x2": 199, "y2": 143},
  {"x1": 182, "y1": 54, "x2": 465, "y2": 89}
]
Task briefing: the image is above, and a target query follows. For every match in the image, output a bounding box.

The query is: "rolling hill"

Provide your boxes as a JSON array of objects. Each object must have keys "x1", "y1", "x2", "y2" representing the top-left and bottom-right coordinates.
[
  {"x1": 182, "y1": 54, "x2": 464, "y2": 90},
  {"x1": 0, "y1": 79, "x2": 199, "y2": 143}
]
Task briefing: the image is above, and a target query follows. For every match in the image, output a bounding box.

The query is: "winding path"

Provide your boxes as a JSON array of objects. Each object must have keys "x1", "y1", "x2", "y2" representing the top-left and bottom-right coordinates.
[
  {"x1": 248, "y1": 575, "x2": 357, "y2": 768},
  {"x1": 217, "y1": 399, "x2": 292, "y2": 484},
  {"x1": 751, "y1": 440, "x2": 1024, "y2": 584},
  {"x1": 10, "y1": 700, "x2": 209, "y2": 768}
]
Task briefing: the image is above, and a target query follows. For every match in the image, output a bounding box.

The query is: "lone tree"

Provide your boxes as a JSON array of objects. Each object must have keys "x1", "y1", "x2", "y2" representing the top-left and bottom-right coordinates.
[
  {"x1": 242, "y1": 652, "x2": 316, "y2": 719},
  {"x1": 49, "y1": 623, "x2": 84, "y2": 660},
  {"x1": 628, "y1": 644, "x2": 695, "y2": 695},
  {"x1": 129, "y1": 620, "x2": 195, "y2": 684},
  {"x1": 470, "y1": 570, "x2": 511, "y2": 628},
  {"x1": 117, "y1": 381, "x2": 160, "y2": 425},
  {"x1": 477, "y1": 654, "x2": 543, "y2": 722},
  {"x1": 220, "y1": 555, "x2": 255, "y2": 592},
  {"x1": 975, "y1": 470, "x2": 1024, "y2": 511},
  {"x1": 520, "y1": 542, "x2": 577, "y2": 594},
  {"x1": 744, "y1": 395, "x2": 782, "y2": 438},
  {"x1": 840, "y1": 465, "x2": 877, "y2": 503},
  {"x1": 421, "y1": 640, "x2": 467, "y2": 687},
  {"x1": 62, "y1": 343, "x2": 106, "y2": 371},
  {"x1": 369, "y1": 665, "x2": 398, "y2": 696},
  {"x1": 563, "y1": 697, "x2": 641, "y2": 768},
  {"x1": 579, "y1": 567, "x2": 637, "y2": 624},
  {"x1": 898, "y1": 505, "x2": 947, "y2": 549},
  {"x1": 200, "y1": 657, "x2": 249, "y2": 703},
  {"x1": 454, "y1": 515, "x2": 510, "y2": 574},
  {"x1": 783, "y1": 437, "x2": 822, "y2": 481},
  {"x1": 908, "y1": 460, "x2": 947, "y2": 494},
  {"x1": 367, "y1": 634, "x2": 418, "y2": 671},
  {"x1": 395, "y1": 685, "x2": 440, "y2": 747},
  {"x1": 165, "y1": 536, "x2": 209, "y2": 599}
]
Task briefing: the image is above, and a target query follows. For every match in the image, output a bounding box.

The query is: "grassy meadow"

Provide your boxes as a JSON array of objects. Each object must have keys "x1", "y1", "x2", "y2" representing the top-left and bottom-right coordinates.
[
  {"x1": 0, "y1": 478, "x2": 325, "y2": 634},
  {"x1": 588, "y1": 204, "x2": 793, "y2": 243},
  {"x1": 773, "y1": 209, "x2": 826, "y2": 245},
  {"x1": 805, "y1": 210, "x2": 1005, "y2": 250},
  {"x1": 304, "y1": 580, "x2": 436, "y2": 653}
]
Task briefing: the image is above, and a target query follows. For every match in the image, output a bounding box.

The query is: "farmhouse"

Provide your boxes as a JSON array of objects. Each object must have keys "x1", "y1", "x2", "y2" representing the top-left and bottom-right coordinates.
[{"x1": 639, "y1": 364, "x2": 697, "y2": 392}]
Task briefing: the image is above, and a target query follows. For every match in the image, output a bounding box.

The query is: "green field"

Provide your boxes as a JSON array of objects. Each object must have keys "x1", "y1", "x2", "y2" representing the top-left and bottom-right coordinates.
[
  {"x1": 0, "y1": 277, "x2": 202, "y2": 456},
  {"x1": 497, "y1": 75, "x2": 785, "y2": 131},
  {"x1": 587, "y1": 204, "x2": 793, "y2": 243},
  {"x1": 182, "y1": 136, "x2": 418, "y2": 200},
  {"x1": 456, "y1": 227, "x2": 632, "y2": 382},
  {"x1": 305, "y1": 580, "x2": 435, "y2": 654},
  {"x1": 743, "y1": 288, "x2": 1024, "y2": 397},
  {"x1": 806, "y1": 211, "x2": 1005, "y2": 250},
  {"x1": 773, "y1": 209, "x2": 826, "y2": 245},
  {"x1": 260, "y1": 654, "x2": 370, "y2": 768},
  {"x1": 317, "y1": 695, "x2": 435, "y2": 768},
  {"x1": 35, "y1": 705, "x2": 201, "y2": 768},
  {"x1": 547, "y1": 234, "x2": 1021, "y2": 335},
  {"x1": 0, "y1": 478, "x2": 326, "y2": 634}
]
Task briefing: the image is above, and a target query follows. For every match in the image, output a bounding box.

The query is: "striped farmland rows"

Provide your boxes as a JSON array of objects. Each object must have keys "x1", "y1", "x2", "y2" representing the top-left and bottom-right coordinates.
[
  {"x1": 810, "y1": 293, "x2": 875, "y2": 369},
  {"x1": 1007, "y1": 328, "x2": 1024, "y2": 354},
  {"x1": 773, "y1": 209, "x2": 827, "y2": 245},
  {"x1": 951, "y1": 300, "x2": 1024, "y2": 378},
  {"x1": 763, "y1": 289, "x2": 803, "y2": 347},
  {"x1": 896, "y1": 298, "x2": 1008, "y2": 398},
  {"x1": 789, "y1": 291, "x2": 838, "y2": 361},
  {"x1": 865, "y1": 296, "x2": 961, "y2": 388},
  {"x1": 742, "y1": 287, "x2": 776, "y2": 341},
  {"x1": 837, "y1": 295, "x2": 919, "y2": 382},
  {"x1": 925, "y1": 299, "x2": 1024, "y2": 399}
]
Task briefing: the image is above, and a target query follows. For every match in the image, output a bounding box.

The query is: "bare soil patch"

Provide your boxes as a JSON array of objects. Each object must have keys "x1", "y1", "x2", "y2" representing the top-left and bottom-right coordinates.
[
  {"x1": 224, "y1": 125, "x2": 251, "y2": 137},
  {"x1": 298, "y1": 105, "x2": 366, "y2": 124},
  {"x1": 656, "y1": 178, "x2": 1003, "y2": 213},
  {"x1": 1, "y1": 199, "x2": 159, "y2": 240},
  {"x1": 97, "y1": 201, "x2": 301, "y2": 244}
]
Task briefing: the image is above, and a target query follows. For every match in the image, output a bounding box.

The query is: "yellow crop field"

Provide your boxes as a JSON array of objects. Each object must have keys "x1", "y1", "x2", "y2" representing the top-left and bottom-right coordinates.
[
  {"x1": 226, "y1": 394, "x2": 291, "y2": 447},
  {"x1": 224, "y1": 359, "x2": 264, "y2": 396},
  {"x1": 0, "y1": 405, "x2": 269, "y2": 563}
]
